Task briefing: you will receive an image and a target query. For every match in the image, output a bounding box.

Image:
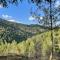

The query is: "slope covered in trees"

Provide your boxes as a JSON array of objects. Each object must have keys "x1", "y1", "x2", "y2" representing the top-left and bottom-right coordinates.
[
  {"x1": 0, "y1": 18, "x2": 46, "y2": 42},
  {"x1": 0, "y1": 28, "x2": 60, "y2": 60}
]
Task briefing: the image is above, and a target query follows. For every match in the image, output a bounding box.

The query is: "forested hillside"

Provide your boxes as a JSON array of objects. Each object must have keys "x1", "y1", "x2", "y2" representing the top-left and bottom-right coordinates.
[
  {"x1": 0, "y1": 18, "x2": 60, "y2": 60},
  {"x1": 0, "y1": 28, "x2": 60, "y2": 60},
  {"x1": 0, "y1": 18, "x2": 45, "y2": 42}
]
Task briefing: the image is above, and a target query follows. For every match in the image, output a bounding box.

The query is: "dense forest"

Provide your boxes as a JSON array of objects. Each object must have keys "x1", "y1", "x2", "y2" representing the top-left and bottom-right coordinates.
[
  {"x1": 0, "y1": 18, "x2": 46, "y2": 42},
  {"x1": 0, "y1": 18, "x2": 60, "y2": 60}
]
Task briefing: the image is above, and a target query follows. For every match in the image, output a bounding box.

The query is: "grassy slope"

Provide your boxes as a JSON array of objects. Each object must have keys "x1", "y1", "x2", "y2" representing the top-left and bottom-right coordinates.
[{"x1": 0, "y1": 29, "x2": 60, "y2": 57}]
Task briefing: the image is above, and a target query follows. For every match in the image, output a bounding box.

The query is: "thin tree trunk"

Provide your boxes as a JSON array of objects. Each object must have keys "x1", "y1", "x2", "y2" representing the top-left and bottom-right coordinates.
[
  {"x1": 49, "y1": 52, "x2": 52, "y2": 60},
  {"x1": 50, "y1": 0, "x2": 53, "y2": 60}
]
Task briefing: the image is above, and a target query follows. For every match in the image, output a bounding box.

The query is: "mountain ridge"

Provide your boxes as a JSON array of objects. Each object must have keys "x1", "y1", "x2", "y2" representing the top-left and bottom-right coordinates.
[{"x1": 0, "y1": 18, "x2": 45, "y2": 42}]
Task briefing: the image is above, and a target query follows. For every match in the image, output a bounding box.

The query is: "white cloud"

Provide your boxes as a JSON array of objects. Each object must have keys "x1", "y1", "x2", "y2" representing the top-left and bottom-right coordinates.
[
  {"x1": 40, "y1": 16, "x2": 43, "y2": 20},
  {"x1": 55, "y1": 0, "x2": 60, "y2": 7},
  {"x1": 2, "y1": 14, "x2": 12, "y2": 19},
  {"x1": 56, "y1": 21, "x2": 60, "y2": 25},
  {"x1": 29, "y1": 16, "x2": 43, "y2": 21},
  {"x1": 29, "y1": 16, "x2": 35, "y2": 21},
  {"x1": 2, "y1": 14, "x2": 22, "y2": 23},
  {"x1": 7, "y1": 19, "x2": 16, "y2": 22},
  {"x1": 0, "y1": 5, "x2": 3, "y2": 8},
  {"x1": 0, "y1": 4, "x2": 3, "y2": 8},
  {"x1": 6, "y1": 19, "x2": 22, "y2": 23}
]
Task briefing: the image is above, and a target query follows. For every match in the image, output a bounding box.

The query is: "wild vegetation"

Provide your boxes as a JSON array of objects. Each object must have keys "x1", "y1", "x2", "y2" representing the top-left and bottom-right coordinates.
[
  {"x1": 0, "y1": 18, "x2": 46, "y2": 42},
  {"x1": 0, "y1": 27, "x2": 60, "y2": 60},
  {"x1": 0, "y1": 19, "x2": 60, "y2": 60},
  {"x1": 0, "y1": 0, "x2": 60, "y2": 60}
]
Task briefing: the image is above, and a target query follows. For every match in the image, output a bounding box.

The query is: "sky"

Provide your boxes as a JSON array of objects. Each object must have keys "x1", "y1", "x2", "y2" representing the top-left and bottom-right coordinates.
[
  {"x1": 0, "y1": 0, "x2": 38, "y2": 24},
  {"x1": 0, "y1": 0, "x2": 60, "y2": 25}
]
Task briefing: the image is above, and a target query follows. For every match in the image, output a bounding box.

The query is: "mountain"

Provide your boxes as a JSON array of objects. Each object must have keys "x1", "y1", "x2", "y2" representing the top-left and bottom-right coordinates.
[
  {"x1": 0, "y1": 28, "x2": 60, "y2": 60},
  {"x1": 0, "y1": 18, "x2": 45, "y2": 42}
]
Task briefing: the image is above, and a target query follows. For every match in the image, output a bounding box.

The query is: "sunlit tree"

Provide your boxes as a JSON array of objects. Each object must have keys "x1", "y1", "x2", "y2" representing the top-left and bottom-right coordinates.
[{"x1": 0, "y1": 0, "x2": 60, "y2": 60}]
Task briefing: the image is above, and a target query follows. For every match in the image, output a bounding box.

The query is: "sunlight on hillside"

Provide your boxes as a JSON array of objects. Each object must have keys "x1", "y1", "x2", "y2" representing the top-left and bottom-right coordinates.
[{"x1": 0, "y1": 29, "x2": 60, "y2": 60}]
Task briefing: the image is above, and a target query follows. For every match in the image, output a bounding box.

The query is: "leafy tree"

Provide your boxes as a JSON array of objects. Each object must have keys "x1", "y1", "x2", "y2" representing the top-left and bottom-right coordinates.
[
  {"x1": 30, "y1": 0, "x2": 60, "y2": 60},
  {"x1": 0, "y1": 0, "x2": 51, "y2": 7},
  {"x1": 0, "y1": 0, "x2": 60, "y2": 60}
]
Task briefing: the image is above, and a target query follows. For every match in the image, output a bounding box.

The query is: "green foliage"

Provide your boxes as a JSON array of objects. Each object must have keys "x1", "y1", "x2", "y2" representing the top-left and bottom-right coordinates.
[
  {"x1": 0, "y1": 27, "x2": 60, "y2": 60},
  {"x1": 0, "y1": 18, "x2": 45, "y2": 42}
]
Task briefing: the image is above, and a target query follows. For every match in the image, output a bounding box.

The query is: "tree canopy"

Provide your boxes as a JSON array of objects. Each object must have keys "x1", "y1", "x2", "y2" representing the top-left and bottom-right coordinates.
[{"x1": 0, "y1": 0, "x2": 52, "y2": 7}]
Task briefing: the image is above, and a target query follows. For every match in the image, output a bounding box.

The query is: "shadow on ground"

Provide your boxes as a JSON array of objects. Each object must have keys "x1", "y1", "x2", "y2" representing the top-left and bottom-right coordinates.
[{"x1": 0, "y1": 54, "x2": 60, "y2": 60}]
